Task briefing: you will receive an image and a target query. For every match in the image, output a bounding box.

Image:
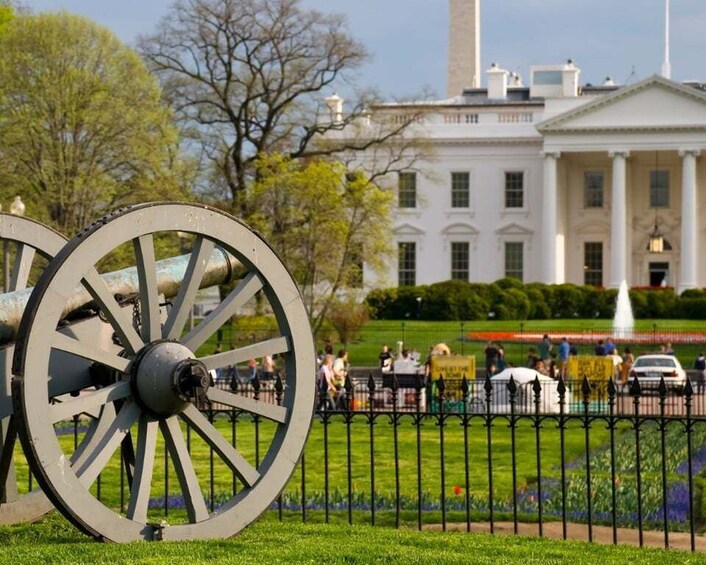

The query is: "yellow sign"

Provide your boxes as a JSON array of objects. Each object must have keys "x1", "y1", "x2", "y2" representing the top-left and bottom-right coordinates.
[
  {"x1": 567, "y1": 356, "x2": 615, "y2": 399},
  {"x1": 430, "y1": 355, "x2": 476, "y2": 381},
  {"x1": 567, "y1": 356, "x2": 614, "y2": 381}
]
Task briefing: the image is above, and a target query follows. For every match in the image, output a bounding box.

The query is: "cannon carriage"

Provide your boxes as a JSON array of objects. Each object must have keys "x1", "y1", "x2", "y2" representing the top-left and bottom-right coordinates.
[{"x1": 0, "y1": 203, "x2": 316, "y2": 541}]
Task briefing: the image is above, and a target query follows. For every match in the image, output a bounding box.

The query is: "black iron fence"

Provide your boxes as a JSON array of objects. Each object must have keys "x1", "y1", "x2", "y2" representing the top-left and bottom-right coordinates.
[{"x1": 40, "y1": 373, "x2": 706, "y2": 551}]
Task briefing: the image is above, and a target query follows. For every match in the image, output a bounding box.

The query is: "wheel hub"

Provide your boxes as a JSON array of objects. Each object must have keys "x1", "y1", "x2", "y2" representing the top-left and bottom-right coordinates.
[{"x1": 132, "y1": 341, "x2": 209, "y2": 417}]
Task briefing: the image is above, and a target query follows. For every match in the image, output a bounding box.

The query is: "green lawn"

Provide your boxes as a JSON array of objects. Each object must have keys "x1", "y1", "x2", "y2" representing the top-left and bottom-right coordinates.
[
  {"x1": 0, "y1": 514, "x2": 694, "y2": 564},
  {"x1": 325, "y1": 319, "x2": 706, "y2": 368},
  {"x1": 201, "y1": 317, "x2": 706, "y2": 368}
]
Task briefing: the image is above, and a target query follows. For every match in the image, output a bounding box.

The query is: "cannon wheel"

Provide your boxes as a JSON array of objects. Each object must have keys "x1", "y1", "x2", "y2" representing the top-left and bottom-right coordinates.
[
  {"x1": 0, "y1": 213, "x2": 66, "y2": 524},
  {"x1": 13, "y1": 203, "x2": 315, "y2": 541}
]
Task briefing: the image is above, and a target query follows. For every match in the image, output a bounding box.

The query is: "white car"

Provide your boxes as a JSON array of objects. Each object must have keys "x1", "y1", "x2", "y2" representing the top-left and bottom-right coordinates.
[{"x1": 628, "y1": 354, "x2": 687, "y2": 391}]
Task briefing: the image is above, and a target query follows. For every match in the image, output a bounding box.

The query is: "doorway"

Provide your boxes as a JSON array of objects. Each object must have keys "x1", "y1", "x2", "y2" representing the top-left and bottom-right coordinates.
[{"x1": 649, "y1": 262, "x2": 669, "y2": 287}]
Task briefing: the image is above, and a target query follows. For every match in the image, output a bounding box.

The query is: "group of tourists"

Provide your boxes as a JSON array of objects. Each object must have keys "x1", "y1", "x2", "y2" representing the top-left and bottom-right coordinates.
[{"x1": 526, "y1": 335, "x2": 635, "y2": 382}]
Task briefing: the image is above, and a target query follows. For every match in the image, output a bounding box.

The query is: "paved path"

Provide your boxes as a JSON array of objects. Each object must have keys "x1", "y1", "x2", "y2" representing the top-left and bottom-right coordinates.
[{"x1": 424, "y1": 521, "x2": 703, "y2": 552}]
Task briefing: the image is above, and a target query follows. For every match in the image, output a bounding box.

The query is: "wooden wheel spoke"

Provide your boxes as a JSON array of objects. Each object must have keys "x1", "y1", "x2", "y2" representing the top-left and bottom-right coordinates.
[
  {"x1": 126, "y1": 414, "x2": 158, "y2": 523},
  {"x1": 52, "y1": 332, "x2": 131, "y2": 373},
  {"x1": 181, "y1": 272, "x2": 264, "y2": 352},
  {"x1": 162, "y1": 237, "x2": 215, "y2": 340},
  {"x1": 206, "y1": 388, "x2": 288, "y2": 423},
  {"x1": 180, "y1": 405, "x2": 260, "y2": 487},
  {"x1": 8, "y1": 243, "x2": 35, "y2": 292},
  {"x1": 50, "y1": 381, "x2": 132, "y2": 424},
  {"x1": 74, "y1": 401, "x2": 140, "y2": 488},
  {"x1": 133, "y1": 234, "x2": 161, "y2": 343},
  {"x1": 201, "y1": 336, "x2": 290, "y2": 371},
  {"x1": 160, "y1": 416, "x2": 209, "y2": 523},
  {"x1": 82, "y1": 268, "x2": 144, "y2": 354}
]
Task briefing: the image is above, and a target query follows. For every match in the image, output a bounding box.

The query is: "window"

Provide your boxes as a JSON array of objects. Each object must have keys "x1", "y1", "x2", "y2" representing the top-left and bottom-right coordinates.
[
  {"x1": 584, "y1": 242, "x2": 603, "y2": 286},
  {"x1": 650, "y1": 170, "x2": 669, "y2": 208},
  {"x1": 504, "y1": 242, "x2": 523, "y2": 281},
  {"x1": 504, "y1": 172, "x2": 524, "y2": 208},
  {"x1": 451, "y1": 242, "x2": 469, "y2": 281},
  {"x1": 398, "y1": 242, "x2": 416, "y2": 286},
  {"x1": 398, "y1": 172, "x2": 417, "y2": 208},
  {"x1": 584, "y1": 171, "x2": 604, "y2": 208},
  {"x1": 451, "y1": 172, "x2": 470, "y2": 208}
]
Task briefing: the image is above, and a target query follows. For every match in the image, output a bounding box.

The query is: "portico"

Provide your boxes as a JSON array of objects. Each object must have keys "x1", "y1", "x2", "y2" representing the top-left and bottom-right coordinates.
[{"x1": 538, "y1": 75, "x2": 706, "y2": 293}]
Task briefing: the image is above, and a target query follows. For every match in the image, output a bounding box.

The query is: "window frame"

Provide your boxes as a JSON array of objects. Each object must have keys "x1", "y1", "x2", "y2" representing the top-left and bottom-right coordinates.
[
  {"x1": 451, "y1": 171, "x2": 470, "y2": 209},
  {"x1": 583, "y1": 241, "x2": 603, "y2": 287},
  {"x1": 504, "y1": 241, "x2": 524, "y2": 281},
  {"x1": 649, "y1": 169, "x2": 670, "y2": 208},
  {"x1": 583, "y1": 171, "x2": 604, "y2": 208},
  {"x1": 398, "y1": 242, "x2": 416, "y2": 286},
  {"x1": 450, "y1": 241, "x2": 470, "y2": 281},
  {"x1": 398, "y1": 172, "x2": 417, "y2": 209},
  {"x1": 504, "y1": 171, "x2": 524, "y2": 209}
]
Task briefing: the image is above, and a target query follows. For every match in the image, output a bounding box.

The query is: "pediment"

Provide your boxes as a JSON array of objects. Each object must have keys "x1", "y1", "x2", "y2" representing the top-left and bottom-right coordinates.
[
  {"x1": 393, "y1": 222, "x2": 425, "y2": 236},
  {"x1": 574, "y1": 220, "x2": 610, "y2": 235},
  {"x1": 441, "y1": 222, "x2": 478, "y2": 235},
  {"x1": 495, "y1": 222, "x2": 533, "y2": 236},
  {"x1": 538, "y1": 75, "x2": 706, "y2": 133}
]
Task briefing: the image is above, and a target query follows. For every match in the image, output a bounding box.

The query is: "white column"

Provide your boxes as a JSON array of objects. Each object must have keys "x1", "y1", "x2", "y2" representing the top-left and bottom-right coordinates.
[
  {"x1": 541, "y1": 152, "x2": 559, "y2": 284},
  {"x1": 609, "y1": 151, "x2": 629, "y2": 288},
  {"x1": 679, "y1": 149, "x2": 699, "y2": 294}
]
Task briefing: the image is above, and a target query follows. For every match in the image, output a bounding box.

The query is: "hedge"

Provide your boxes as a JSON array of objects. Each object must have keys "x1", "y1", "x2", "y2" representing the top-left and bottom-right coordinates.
[{"x1": 365, "y1": 280, "x2": 704, "y2": 321}]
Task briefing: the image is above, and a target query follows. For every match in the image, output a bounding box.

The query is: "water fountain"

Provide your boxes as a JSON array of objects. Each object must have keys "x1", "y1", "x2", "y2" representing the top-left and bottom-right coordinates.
[{"x1": 613, "y1": 279, "x2": 635, "y2": 339}]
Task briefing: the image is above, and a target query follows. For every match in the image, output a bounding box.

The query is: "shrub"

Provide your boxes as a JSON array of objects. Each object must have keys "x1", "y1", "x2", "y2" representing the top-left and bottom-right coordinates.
[{"x1": 364, "y1": 281, "x2": 706, "y2": 320}]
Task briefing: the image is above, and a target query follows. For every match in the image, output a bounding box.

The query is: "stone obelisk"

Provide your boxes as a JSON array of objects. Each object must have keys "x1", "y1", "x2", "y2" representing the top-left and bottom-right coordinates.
[{"x1": 447, "y1": 0, "x2": 481, "y2": 97}]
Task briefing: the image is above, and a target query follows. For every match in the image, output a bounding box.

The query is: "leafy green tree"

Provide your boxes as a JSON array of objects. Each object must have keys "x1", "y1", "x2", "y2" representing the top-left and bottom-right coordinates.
[
  {"x1": 246, "y1": 154, "x2": 392, "y2": 333},
  {"x1": 0, "y1": 12, "x2": 191, "y2": 234}
]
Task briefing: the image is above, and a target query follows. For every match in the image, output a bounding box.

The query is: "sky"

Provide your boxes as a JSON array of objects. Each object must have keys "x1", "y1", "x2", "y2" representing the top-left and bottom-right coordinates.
[{"x1": 23, "y1": 1, "x2": 706, "y2": 99}]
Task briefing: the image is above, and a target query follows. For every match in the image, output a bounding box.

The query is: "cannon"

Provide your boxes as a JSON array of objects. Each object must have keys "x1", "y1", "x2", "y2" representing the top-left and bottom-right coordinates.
[{"x1": 0, "y1": 203, "x2": 315, "y2": 541}]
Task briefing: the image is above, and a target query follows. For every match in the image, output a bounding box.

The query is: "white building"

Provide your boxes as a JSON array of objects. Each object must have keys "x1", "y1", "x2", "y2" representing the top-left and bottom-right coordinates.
[{"x1": 364, "y1": 0, "x2": 706, "y2": 294}]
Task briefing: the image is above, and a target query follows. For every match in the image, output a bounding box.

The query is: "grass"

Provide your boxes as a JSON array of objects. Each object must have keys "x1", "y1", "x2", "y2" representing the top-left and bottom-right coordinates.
[
  {"x1": 0, "y1": 514, "x2": 696, "y2": 564},
  {"x1": 209, "y1": 318, "x2": 706, "y2": 368}
]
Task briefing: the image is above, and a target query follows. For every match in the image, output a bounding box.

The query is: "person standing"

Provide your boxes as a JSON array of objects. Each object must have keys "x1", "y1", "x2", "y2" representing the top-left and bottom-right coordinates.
[
  {"x1": 378, "y1": 344, "x2": 393, "y2": 373},
  {"x1": 538, "y1": 334, "x2": 552, "y2": 365},
  {"x1": 496, "y1": 343, "x2": 506, "y2": 372},
  {"x1": 333, "y1": 349, "x2": 349, "y2": 409},
  {"x1": 621, "y1": 347, "x2": 634, "y2": 385},
  {"x1": 262, "y1": 354, "x2": 275, "y2": 381},
  {"x1": 695, "y1": 353, "x2": 706, "y2": 391},
  {"x1": 484, "y1": 341, "x2": 499, "y2": 377},
  {"x1": 316, "y1": 354, "x2": 336, "y2": 410},
  {"x1": 558, "y1": 337, "x2": 570, "y2": 379}
]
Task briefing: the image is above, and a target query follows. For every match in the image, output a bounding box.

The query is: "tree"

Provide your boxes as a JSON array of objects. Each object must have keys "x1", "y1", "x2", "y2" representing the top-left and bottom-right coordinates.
[
  {"x1": 0, "y1": 12, "x2": 191, "y2": 234},
  {"x1": 246, "y1": 154, "x2": 392, "y2": 334},
  {"x1": 138, "y1": 0, "x2": 423, "y2": 216}
]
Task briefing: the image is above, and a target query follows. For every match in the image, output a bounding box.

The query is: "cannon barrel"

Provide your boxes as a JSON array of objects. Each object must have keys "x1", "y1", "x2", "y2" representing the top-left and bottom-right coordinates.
[{"x1": 0, "y1": 248, "x2": 239, "y2": 344}]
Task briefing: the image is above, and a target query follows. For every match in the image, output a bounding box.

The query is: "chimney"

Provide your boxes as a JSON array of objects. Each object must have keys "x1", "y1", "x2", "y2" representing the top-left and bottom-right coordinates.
[
  {"x1": 324, "y1": 93, "x2": 344, "y2": 124},
  {"x1": 447, "y1": 0, "x2": 481, "y2": 97},
  {"x1": 486, "y1": 63, "x2": 508, "y2": 100}
]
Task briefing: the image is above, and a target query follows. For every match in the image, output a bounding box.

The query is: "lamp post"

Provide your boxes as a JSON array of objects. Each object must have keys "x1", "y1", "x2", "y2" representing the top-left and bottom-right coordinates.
[{"x1": 4, "y1": 196, "x2": 25, "y2": 292}]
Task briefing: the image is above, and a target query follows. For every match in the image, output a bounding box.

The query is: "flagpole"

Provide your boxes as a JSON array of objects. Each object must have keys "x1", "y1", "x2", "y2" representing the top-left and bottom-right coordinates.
[{"x1": 661, "y1": 0, "x2": 671, "y2": 79}]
